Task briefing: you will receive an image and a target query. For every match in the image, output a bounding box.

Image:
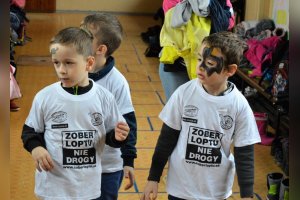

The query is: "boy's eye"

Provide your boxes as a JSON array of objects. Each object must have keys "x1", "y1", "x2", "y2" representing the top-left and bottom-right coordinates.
[
  {"x1": 205, "y1": 59, "x2": 217, "y2": 67},
  {"x1": 66, "y1": 61, "x2": 74, "y2": 65},
  {"x1": 53, "y1": 61, "x2": 59, "y2": 65}
]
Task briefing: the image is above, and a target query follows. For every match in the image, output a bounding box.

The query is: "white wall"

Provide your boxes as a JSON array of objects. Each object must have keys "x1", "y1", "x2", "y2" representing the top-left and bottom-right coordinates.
[{"x1": 56, "y1": 0, "x2": 162, "y2": 14}]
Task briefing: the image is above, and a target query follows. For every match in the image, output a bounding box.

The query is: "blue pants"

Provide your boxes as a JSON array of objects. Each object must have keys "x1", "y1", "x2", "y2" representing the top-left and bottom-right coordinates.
[
  {"x1": 159, "y1": 63, "x2": 189, "y2": 102},
  {"x1": 168, "y1": 194, "x2": 226, "y2": 200},
  {"x1": 93, "y1": 170, "x2": 124, "y2": 200},
  {"x1": 168, "y1": 194, "x2": 186, "y2": 200}
]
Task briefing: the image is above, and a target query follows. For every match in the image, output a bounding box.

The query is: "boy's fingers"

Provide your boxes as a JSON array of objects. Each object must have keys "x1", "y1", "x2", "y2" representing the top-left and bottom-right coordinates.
[
  {"x1": 117, "y1": 123, "x2": 129, "y2": 130},
  {"x1": 152, "y1": 192, "x2": 157, "y2": 200},
  {"x1": 124, "y1": 173, "x2": 134, "y2": 190},
  {"x1": 119, "y1": 134, "x2": 126, "y2": 140},
  {"x1": 140, "y1": 193, "x2": 145, "y2": 200},
  {"x1": 42, "y1": 158, "x2": 50, "y2": 170},
  {"x1": 116, "y1": 129, "x2": 128, "y2": 138},
  {"x1": 36, "y1": 161, "x2": 42, "y2": 172},
  {"x1": 124, "y1": 182, "x2": 133, "y2": 190},
  {"x1": 42, "y1": 157, "x2": 54, "y2": 171},
  {"x1": 39, "y1": 160, "x2": 48, "y2": 171},
  {"x1": 46, "y1": 155, "x2": 54, "y2": 169},
  {"x1": 116, "y1": 134, "x2": 126, "y2": 141},
  {"x1": 118, "y1": 121, "x2": 127, "y2": 126}
]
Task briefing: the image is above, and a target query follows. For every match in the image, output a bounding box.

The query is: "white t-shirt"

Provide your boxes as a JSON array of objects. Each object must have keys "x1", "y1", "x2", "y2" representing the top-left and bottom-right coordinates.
[
  {"x1": 25, "y1": 80, "x2": 124, "y2": 200},
  {"x1": 159, "y1": 79, "x2": 261, "y2": 200},
  {"x1": 95, "y1": 67, "x2": 134, "y2": 173}
]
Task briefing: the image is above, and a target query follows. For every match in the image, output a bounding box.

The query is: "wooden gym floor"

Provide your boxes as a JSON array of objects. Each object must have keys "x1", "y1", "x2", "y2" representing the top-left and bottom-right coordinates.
[{"x1": 10, "y1": 13, "x2": 283, "y2": 200}]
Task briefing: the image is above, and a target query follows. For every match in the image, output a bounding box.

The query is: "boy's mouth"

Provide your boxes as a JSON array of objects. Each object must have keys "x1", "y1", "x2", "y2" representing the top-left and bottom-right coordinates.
[
  {"x1": 60, "y1": 78, "x2": 71, "y2": 82},
  {"x1": 197, "y1": 73, "x2": 205, "y2": 79}
]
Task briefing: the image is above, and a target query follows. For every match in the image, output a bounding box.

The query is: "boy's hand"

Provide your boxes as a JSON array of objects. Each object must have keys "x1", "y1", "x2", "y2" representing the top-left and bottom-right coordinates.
[
  {"x1": 114, "y1": 121, "x2": 129, "y2": 141},
  {"x1": 123, "y1": 166, "x2": 135, "y2": 190},
  {"x1": 140, "y1": 181, "x2": 158, "y2": 200},
  {"x1": 31, "y1": 146, "x2": 54, "y2": 172}
]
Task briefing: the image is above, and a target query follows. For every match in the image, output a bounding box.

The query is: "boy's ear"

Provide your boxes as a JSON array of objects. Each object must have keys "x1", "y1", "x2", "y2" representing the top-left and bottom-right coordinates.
[
  {"x1": 95, "y1": 44, "x2": 107, "y2": 56},
  {"x1": 86, "y1": 56, "x2": 95, "y2": 72},
  {"x1": 226, "y1": 64, "x2": 237, "y2": 77}
]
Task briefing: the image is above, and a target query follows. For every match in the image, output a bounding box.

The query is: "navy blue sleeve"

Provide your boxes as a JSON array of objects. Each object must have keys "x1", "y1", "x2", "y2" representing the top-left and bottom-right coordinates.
[
  {"x1": 120, "y1": 111, "x2": 137, "y2": 167},
  {"x1": 105, "y1": 129, "x2": 128, "y2": 148}
]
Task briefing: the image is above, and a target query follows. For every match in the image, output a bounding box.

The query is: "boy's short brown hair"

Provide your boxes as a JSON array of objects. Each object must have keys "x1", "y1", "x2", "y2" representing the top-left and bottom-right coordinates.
[
  {"x1": 202, "y1": 31, "x2": 248, "y2": 67},
  {"x1": 50, "y1": 27, "x2": 93, "y2": 57},
  {"x1": 82, "y1": 12, "x2": 123, "y2": 57}
]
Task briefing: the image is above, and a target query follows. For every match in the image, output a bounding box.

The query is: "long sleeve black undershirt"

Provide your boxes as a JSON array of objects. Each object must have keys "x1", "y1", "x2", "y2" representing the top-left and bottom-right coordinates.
[
  {"x1": 21, "y1": 124, "x2": 45, "y2": 152},
  {"x1": 234, "y1": 144, "x2": 255, "y2": 198},
  {"x1": 148, "y1": 123, "x2": 180, "y2": 182}
]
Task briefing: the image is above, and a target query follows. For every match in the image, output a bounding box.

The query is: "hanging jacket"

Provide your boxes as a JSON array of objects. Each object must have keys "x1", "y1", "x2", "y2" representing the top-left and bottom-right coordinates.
[
  {"x1": 163, "y1": 0, "x2": 234, "y2": 30},
  {"x1": 171, "y1": 0, "x2": 210, "y2": 28},
  {"x1": 244, "y1": 36, "x2": 282, "y2": 77},
  {"x1": 160, "y1": 7, "x2": 211, "y2": 79},
  {"x1": 209, "y1": 0, "x2": 231, "y2": 33}
]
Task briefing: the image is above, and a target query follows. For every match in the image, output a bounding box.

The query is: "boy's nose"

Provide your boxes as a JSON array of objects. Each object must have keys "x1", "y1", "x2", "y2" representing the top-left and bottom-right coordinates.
[
  {"x1": 58, "y1": 65, "x2": 67, "y2": 74},
  {"x1": 198, "y1": 65, "x2": 205, "y2": 72}
]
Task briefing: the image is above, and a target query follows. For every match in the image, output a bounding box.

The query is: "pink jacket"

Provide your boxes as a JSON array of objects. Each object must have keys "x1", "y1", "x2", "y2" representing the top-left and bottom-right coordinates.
[{"x1": 244, "y1": 36, "x2": 282, "y2": 77}]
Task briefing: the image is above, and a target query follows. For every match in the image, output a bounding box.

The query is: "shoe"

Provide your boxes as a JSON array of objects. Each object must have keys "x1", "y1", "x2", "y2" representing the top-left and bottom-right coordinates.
[
  {"x1": 279, "y1": 178, "x2": 289, "y2": 200},
  {"x1": 141, "y1": 25, "x2": 161, "y2": 43},
  {"x1": 144, "y1": 45, "x2": 161, "y2": 57},
  {"x1": 10, "y1": 100, "x2": 20, "y2": 111},
  {"x1": 266, "y1": 172, "x2": 283, "y2": 200}
]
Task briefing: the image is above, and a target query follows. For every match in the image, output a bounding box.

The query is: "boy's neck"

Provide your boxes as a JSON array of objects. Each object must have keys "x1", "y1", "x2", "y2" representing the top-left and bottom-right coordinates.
[
  {"x1": 93, "y1": 56, "x2": 107, "y2": 73},
  {"x1": 202, "y1": 81, "x2": 231, "y2": 96},
  {"x1": 88, "y1": 56, "x2": 115, "y2": 82},
  {"x1": 62, "y1": 80, "x2": 93, "y2": 95}
]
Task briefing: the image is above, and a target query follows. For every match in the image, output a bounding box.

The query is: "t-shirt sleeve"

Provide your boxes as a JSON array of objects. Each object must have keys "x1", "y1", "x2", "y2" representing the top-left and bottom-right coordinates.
[
  {"x1": 233, "y1": 100, "x2": 261, "y2": 147},
  {"x1": 103, "y1": 92, "x2": 126, "y2": 132},
  {"x1": 114, "y1": 82, "x2": 134, "y2": 115},
  {"x1": 25, "y1": 94, "x2": 45, "y2": 133},
  {"x1": 159, "y1": 88, "x2": 182, "y2": 130}
]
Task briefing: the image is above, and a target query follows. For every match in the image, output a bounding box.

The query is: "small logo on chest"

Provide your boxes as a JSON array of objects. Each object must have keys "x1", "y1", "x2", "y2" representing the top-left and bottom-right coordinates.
[
  {"x1": 184, "y1": 105, "x2": 199, "y2": 117},
  {"x1": 219, "y1": 114, "x2": 233, "y2": 130},
  {"x1": 90, "y1": 112, "x2": 103, "y2": 126},
  {"x1": 51, "y1": 111, "x2": 67, "y2": 123}
]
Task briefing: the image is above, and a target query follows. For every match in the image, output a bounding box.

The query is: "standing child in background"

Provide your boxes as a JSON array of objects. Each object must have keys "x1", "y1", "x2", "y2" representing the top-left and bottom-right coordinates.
[
  {"x1": 21, "y1": 27, "x2": 129, "y2": 200},
  {"x1": 141, "y1": 31, "x2": 261, "y2": 200},
  {"x1": 81, "y1": 12, "x2": 137, "y2": 200}
]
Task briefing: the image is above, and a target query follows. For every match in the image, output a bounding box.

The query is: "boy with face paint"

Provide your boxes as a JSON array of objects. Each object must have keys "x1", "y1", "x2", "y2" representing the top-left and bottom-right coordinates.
[
  {"x1": 21, "y1": 27, "x2": 130, "y2": 200},
  {"x1": 141, "y1": 31, "x2": 261, "y2": 200}
]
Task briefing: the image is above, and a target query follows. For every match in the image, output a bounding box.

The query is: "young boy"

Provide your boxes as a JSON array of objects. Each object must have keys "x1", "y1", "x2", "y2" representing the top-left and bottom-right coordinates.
[
  {"x1": 81, "y1": 13, "x2": 137, "y2": 200},
  {"x1": 141, "y1": 31, "x2": 261, "y2": 200},
  {"x1": 21, "y1": 27, "x2": 129, "y2": 200}
]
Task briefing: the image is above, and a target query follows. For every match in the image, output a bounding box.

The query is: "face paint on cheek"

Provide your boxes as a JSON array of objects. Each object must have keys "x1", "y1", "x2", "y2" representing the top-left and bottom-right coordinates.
[
  {"x1": 50, "y1": 47, "x2": 59, "y2": 55},
  {"x1": 200, "y1": 47, "x2": 224, "y2": 77}
]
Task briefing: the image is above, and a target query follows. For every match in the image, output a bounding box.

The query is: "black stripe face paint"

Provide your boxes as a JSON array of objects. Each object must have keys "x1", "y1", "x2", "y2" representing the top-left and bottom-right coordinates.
[{"x1": 199, "y1": 47, "x2": 224, "y2": 77}]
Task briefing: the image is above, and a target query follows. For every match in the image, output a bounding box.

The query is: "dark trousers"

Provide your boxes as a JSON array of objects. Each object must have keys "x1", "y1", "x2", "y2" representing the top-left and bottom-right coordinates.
[
  {"x1": 168, "y1": 194, "x2": 226, "y2": 200},
  {"x1": 92, "y1": 170, "x2": 124, "y2": 200},
  {"x1": 168, "y1": 195, "x2": 185, "y2": 200}
]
